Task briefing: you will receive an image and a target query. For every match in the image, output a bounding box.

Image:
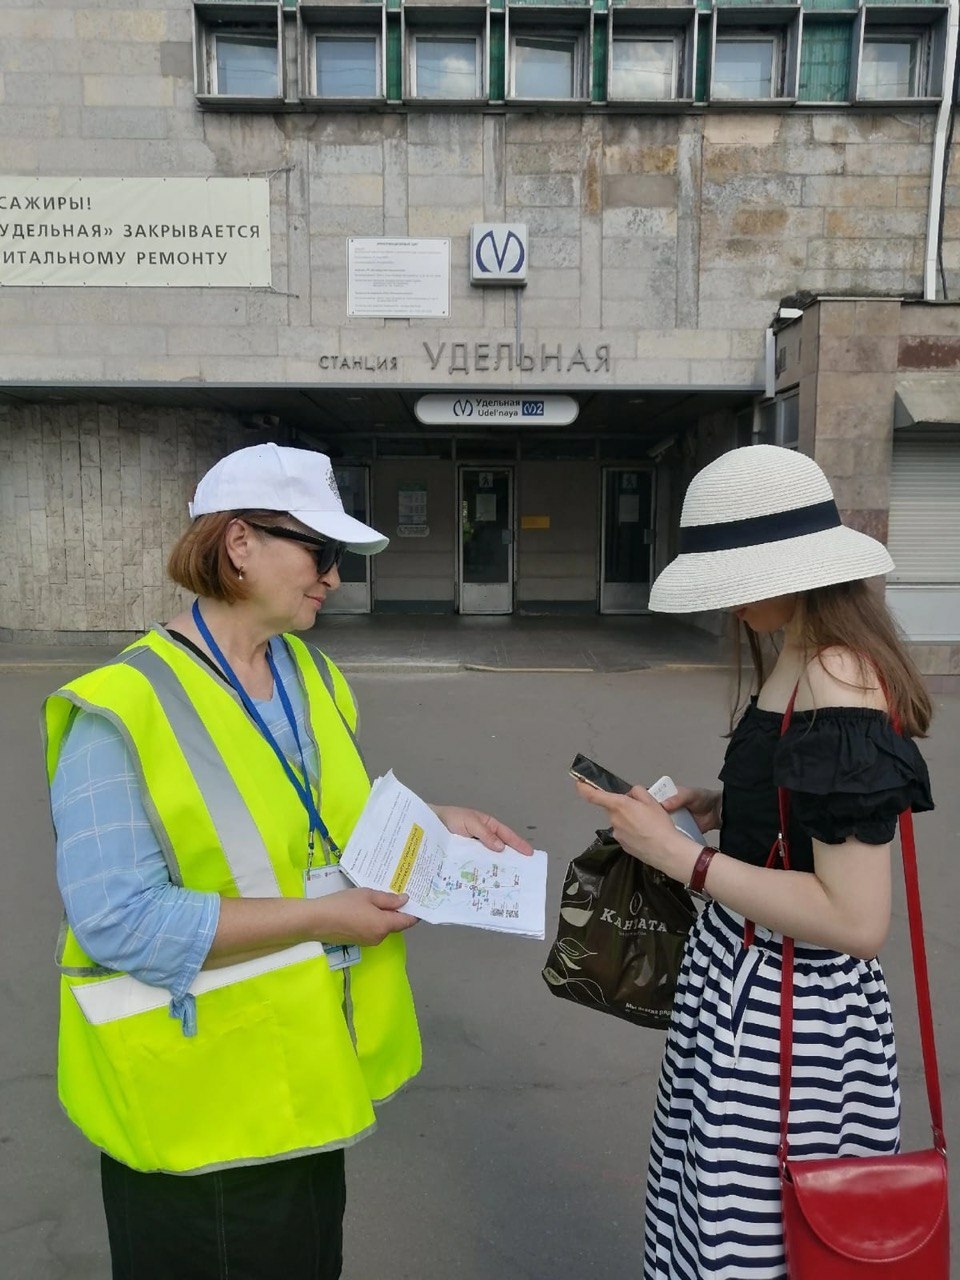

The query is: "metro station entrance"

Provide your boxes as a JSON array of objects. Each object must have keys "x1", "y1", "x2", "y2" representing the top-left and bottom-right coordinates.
[
  {"x1": 599, "y1": 467, "x2": 655, "y2": 613},
  {"x1": 458, "y1": 466, "x2": 514, "y2": 614},
  {"x1": 325, "y1": 465, "x2": 372, "y2": 613}
]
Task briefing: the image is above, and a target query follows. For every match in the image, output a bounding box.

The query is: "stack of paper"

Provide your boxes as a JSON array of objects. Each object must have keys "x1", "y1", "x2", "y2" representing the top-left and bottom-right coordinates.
[{"x1": 339, "y1": 771, "x2": 548, "y2": 939}]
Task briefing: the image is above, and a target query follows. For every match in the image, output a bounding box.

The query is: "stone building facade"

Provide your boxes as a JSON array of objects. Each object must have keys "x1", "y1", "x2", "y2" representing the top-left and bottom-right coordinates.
[{"x1": 1, "y1": 0, "x2": 959, "y2": 670}]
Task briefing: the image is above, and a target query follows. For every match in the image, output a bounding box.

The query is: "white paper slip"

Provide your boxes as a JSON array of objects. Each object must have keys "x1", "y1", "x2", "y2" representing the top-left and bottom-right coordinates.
[{"x1": 339, "y1": 771, "x2": 548, "y2": 939}]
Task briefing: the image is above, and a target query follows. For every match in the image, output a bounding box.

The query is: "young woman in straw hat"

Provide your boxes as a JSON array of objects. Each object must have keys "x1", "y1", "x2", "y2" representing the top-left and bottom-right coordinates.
[{"x1": 575, "y1": 444, "x2": 933, "y2": 1280}]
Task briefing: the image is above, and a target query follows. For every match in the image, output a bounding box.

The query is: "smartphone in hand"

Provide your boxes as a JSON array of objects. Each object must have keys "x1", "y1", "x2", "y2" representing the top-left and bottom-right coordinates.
[
  {"x1": 568, "y1": 753, "x2": 633, "y2": 795},
  {"x1": 570, "y1": 757, "x2": 706, "y2": 847}
]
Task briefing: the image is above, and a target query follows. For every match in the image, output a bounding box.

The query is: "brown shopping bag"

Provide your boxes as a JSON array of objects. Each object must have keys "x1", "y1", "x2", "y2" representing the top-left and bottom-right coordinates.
[{"x1": 542, "y1": 828, "x2": 697, "y2": 1029}]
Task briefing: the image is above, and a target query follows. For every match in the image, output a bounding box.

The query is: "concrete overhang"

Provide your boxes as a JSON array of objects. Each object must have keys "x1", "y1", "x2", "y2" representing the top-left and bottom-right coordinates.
[
  {"x1": 894, "y1": 374, "x2": 960, "y2": 432},
  {"x1": 0, "y1": 383, "x2": 762, "y2": 453}
]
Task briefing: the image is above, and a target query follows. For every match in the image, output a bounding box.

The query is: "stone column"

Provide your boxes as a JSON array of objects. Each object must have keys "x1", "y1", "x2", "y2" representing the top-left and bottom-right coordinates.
[{"x1": 808, "y1": 297, "x2": 900, "y2": 543}]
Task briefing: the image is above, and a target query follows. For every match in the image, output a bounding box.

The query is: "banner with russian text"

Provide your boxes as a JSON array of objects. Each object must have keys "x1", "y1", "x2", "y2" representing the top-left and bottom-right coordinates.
[{"x1": 0, "y1": 177, "x2": 271, "y2": 287}]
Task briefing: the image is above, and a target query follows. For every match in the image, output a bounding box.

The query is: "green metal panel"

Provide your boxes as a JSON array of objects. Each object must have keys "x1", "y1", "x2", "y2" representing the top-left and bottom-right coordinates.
[
  {"x1": 798, "y1": 17, "x2": 852, "y2": 99},
  {"x1": 802, "y1": 0, "x2": 858, "y2": 9},
  {"x1": 489, "y1": 13, "x2": 506, "y2": 99},
  {"x1": 695, "y1": 16, "x2": 710, "y2": 99},
  {"x1": 386, "y1": 11, "x2": 402, "y2": 98},
  {"x1": 592, "y1": 14, "x2": 607, "y2": 99}
]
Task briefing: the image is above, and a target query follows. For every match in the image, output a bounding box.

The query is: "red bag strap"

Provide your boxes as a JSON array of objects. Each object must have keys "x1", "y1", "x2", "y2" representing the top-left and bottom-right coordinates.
[{"x1": 778, "y1": 682, "x2": 947, "y2": 1167}]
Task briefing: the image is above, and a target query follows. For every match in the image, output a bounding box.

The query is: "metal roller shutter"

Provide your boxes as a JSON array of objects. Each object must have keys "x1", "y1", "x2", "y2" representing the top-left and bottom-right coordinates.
[{"x1": 887, "y1": 438, "x2": 960, "y2": 583}]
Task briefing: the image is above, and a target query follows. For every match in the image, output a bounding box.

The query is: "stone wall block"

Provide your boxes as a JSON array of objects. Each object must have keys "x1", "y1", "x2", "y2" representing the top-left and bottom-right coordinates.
[
  {"x1": 0, "y1": 12, "x2": 77, "y2": 40},
  {"x1": 802, "y1": 176, "x2": 897, "y2": 208},
  {"x1": 818, "y1": 335, "x2": 899, "y2": 374},
  {"x1": 843, "y1": 144, "x2": 932, "y2": 178},
  {"x1": 603, "y1": 174, "x2": 677, "y2": 208},
  {"x1": 705, "y1": 175, "x2": 804, "y2": 211},
  {"x1": 313, "y1": 144, "x2": 384, "y2": 176},
  {"x1": 407, "y1": 205, "x2": 483, "y2": 236},
  {"x1": 899, "y1": 305, "x2": 960, "y2": 337},
  {"x1": 315, "y1": 174, "x2": 384, "y2": 208},
  {"x1": 407, "y1": 175, "x2": 483, "y2": 208},
  {"x1": 507, "y1": 143, "x2": 582, "y2": 175},
  {"x1": 83, "y1": 75, "x2": 173, "y2": 109},
  {"x1": 806, "y1": 238, "x2": 913, "y2": 272},
  {"x1": 636, "y1": 329, "x2": 730, "y2": 361},
  {"x1": 811, "y1": 114, "x2": 920, "y2": 146},
  {"x1": 506, "y1": 174, "x2": 579, "y2": 208},
  {"x1": 505, "y1": 115, "x2": 583, "y2": 144},
  {"x1": 512, "y1": 205, "x2": 582, "y2": 236}
]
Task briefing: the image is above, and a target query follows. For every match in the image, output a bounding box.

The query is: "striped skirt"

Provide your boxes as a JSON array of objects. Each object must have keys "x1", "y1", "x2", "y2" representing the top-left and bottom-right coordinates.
[{"x1": 643, "y1": 902, "x2": 900, "y2": 1280}]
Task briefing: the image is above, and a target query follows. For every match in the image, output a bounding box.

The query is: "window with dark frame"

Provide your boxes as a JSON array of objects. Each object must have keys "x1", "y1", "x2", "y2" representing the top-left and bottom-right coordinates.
[
  {"x1": 510, "y1": 32, "x2": 585, "y2": 100},
  {"x1": 859, "y1": 29, "x2": 927, "y2": 100},
  {"x1": 207, "y1": 29, "x2": 279, "y2": 96},
  {"x1": 609, "y1": 33, "x2": 682, "y2": 101},
  {"x1": 712, "y1": 32, "x2": 781, "y2": 100},
  {"x1": 313, "y1": 32, "x2": 381, "y2": 98},
  {"x1": 410, "y1": 33, "x2": 483, "y2": 99}
]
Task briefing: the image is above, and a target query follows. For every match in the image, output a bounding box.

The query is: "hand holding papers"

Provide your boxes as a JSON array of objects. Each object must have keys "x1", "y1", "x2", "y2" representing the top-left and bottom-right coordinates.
[{"x1": 339, "y1": 772, "x2": 548, "y2": 939}]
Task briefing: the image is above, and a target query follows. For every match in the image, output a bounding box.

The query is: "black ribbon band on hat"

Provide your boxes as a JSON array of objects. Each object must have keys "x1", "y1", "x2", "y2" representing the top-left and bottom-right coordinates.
[{"x1": 680, "y1": 499, "x2": 842, "y2": 555}]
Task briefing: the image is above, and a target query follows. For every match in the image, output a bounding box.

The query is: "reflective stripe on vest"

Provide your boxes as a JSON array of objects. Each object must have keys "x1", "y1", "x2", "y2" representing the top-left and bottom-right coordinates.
[
  {"x1": 105, "y1": 644, "x2": 283, "y2": 897},
  {"x1": 72, "y1": 942, "x2": 324, "y2": 1025}
]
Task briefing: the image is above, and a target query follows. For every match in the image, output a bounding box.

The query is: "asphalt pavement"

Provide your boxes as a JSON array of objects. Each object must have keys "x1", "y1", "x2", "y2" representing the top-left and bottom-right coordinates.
[{"x1": 1, "y1": 638, "x2": 957, "y2": 1279}]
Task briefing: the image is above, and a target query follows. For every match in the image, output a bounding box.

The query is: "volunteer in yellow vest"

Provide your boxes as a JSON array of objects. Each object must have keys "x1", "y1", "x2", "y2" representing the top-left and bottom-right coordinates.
[{"x1": 44, "y1": 443, "x2": 532, "y2": 1280}]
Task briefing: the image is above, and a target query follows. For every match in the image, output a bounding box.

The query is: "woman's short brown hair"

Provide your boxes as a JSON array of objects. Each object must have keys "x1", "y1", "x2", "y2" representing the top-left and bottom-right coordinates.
[{"x1": 166, "y1": 510, "x2": 281, "y2": 603}]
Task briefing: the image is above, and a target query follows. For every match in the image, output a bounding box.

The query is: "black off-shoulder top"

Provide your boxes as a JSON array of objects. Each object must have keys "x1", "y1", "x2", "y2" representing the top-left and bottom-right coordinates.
[{"x1": 718, "y1": 701, "x2": 934, "y2": 874}]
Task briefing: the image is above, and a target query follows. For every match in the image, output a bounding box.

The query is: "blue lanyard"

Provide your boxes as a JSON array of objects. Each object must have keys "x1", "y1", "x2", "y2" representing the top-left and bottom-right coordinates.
[{"x1": 191, "y1": 600, "x2": 337, "y2": 859}]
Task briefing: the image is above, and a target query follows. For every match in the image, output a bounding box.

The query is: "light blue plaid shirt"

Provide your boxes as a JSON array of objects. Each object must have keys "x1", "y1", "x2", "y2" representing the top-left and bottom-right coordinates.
[{"x1": 51, "y1": 638, "x2": 319, "y2": 1036}]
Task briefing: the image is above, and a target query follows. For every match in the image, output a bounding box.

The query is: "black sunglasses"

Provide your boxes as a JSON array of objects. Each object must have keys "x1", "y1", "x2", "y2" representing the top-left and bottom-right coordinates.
[{"x1": 245, "y1": 523, "x2": 346, "y2": 575}]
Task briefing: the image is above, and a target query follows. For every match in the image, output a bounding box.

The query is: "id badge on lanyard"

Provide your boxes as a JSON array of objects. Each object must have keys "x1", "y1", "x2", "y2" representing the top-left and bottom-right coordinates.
[
  {"x1": 305, "y1": 864, "x2": 362, "y2": 972},
  {"x1": 191, "y1": 605, "x2": 357, "y2": 971}
]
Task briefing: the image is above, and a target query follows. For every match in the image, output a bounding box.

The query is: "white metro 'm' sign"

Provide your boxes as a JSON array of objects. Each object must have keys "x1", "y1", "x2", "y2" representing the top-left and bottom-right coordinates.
[
  {"x1": 415, "y1": 394, "x2": 578, "y2": 426},
  {"x1": 470, "y1": 223, "x2": 528, "y2": 286}
]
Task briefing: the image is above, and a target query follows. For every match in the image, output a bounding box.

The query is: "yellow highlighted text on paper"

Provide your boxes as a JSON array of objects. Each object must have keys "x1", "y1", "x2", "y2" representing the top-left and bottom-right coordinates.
[{"x1": 391, "y1": 824, "x2": 424, "y2": 893}]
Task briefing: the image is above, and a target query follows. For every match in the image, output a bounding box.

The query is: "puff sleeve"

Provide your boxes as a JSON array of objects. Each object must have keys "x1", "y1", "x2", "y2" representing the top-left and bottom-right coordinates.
[{"x1": 772, "y1": 709, "x2": 934, "y2": 846}]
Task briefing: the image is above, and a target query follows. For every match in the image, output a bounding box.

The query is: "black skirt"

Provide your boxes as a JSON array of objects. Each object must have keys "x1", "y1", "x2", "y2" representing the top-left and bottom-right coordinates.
[{"x1": 101, "y1": 1149, "x2": 346, "y2": 1280}]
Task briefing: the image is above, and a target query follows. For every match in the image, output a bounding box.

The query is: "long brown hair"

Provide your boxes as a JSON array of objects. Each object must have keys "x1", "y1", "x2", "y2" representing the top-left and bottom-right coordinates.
[{"x1": 735, "y1": 580, "x2": 932, "y2": 737}]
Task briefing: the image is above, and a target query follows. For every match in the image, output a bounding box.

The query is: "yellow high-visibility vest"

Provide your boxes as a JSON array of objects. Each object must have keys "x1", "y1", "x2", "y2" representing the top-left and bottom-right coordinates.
[{"x1": 43, "y1": 629, "x2": 421, "y2": 1174}]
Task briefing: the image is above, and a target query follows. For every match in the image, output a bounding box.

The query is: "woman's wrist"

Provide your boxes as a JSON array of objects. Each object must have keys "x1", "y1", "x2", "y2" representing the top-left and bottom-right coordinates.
[{"x1": 656, "y1": 830, "x2": 703, "y2": 883}]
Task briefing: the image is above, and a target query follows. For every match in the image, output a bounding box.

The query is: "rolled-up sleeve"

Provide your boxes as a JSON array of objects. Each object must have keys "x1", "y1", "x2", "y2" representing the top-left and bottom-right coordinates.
[{"x1": 51, "y1": 710, "x2": 220, "y2": 1006}]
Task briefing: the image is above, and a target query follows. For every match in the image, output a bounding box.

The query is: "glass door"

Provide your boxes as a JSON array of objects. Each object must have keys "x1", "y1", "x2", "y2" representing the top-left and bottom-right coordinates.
[
  {"x1": 600, "y1": 467, "x2": 654, "y2": 613},
  {"x1": 325, "y1": 466, "x2": 372, "y2": 613},
  {"x1": 458, "y1": 467, "x2": 514, "y2": 614}
]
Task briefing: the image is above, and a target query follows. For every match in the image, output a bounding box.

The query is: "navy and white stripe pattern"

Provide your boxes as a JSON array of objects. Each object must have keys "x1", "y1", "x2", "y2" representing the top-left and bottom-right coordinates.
[{"x1": 643, "y1": 902, "x2": 900, "y2": 1279}]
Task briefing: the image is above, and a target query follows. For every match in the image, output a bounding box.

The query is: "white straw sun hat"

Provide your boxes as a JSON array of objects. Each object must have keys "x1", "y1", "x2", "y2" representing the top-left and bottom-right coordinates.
[
  {"x1": 189, "y1": 442, "x2": 389, "y2": 554},
  {"x1": 648, "y1": 444, "x2": 894, "y2": 614}
]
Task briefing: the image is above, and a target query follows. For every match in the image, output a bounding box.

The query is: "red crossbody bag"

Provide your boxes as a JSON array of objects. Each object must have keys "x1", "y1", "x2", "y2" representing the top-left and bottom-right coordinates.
[{"x1": 764, "y1": 688, "x2": 949, "y2": 1278}]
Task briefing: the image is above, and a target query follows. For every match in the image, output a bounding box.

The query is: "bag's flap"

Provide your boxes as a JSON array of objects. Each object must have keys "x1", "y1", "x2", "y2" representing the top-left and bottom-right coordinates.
[{"x1": 786, "y1": 1150, "x2": 947, "y2": 1262}]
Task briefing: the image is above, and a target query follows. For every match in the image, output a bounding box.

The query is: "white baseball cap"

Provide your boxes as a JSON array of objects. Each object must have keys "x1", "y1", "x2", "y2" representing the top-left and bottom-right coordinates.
[{"x1": 189, "y1": 443, "x2": 389, "y2": 555}]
